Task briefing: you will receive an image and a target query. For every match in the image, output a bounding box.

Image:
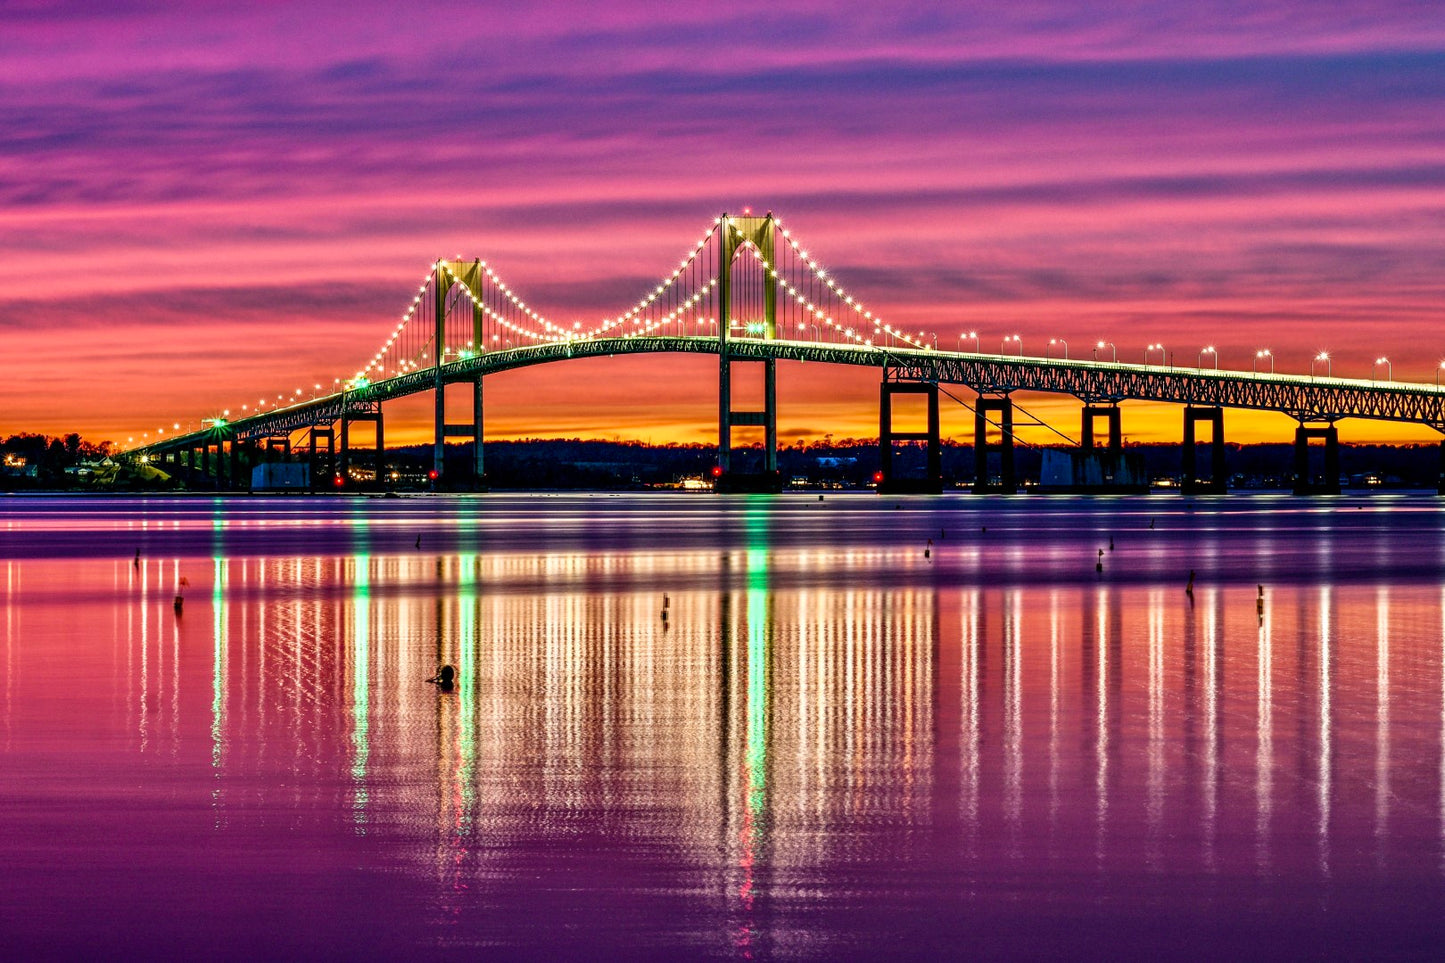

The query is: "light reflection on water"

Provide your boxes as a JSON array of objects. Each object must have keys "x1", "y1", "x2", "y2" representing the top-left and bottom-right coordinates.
[{"x1": 3, "y1": 493, "x2": 1445, "y2": 958}]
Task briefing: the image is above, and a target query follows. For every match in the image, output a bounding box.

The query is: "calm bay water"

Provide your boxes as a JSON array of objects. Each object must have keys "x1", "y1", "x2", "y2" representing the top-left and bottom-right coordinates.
[{"x1": 3, "y1": 492, "x2": 1445, "y2": 959}]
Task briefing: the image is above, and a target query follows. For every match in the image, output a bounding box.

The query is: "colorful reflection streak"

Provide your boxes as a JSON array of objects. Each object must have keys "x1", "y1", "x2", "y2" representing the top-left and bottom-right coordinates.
[{"x1": 2, "y1": 495, "x2": 1445, "y2": 958}]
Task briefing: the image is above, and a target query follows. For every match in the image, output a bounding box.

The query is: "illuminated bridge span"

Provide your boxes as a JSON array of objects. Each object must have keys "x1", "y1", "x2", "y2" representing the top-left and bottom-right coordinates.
[{"x1": 130, "y1": 212, "x2": 1445, "y2": 495}]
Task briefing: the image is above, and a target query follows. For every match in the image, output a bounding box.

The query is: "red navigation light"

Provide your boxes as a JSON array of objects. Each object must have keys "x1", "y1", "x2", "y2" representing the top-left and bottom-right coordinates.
[
  {"x1": 332, "y1": 474, "x2": 343, "y2": 487},
  {"x1": 428, "y1": 469, "x2": 439, "y2": 480},
  {"x1": 873, "y1": 471, "x2": 884, "y2": 484},
  {"x1": 711, "y1": 465, "x2": 722, "y2": 478}
]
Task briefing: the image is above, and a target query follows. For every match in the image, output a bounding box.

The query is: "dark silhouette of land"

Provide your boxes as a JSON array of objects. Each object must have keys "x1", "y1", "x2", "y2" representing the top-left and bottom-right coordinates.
[{"x1": 5, "y1": 432, "x2": 1442, "y2": 492}]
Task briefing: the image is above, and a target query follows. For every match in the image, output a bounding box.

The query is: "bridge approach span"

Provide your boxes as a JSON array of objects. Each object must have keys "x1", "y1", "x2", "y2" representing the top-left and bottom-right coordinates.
[{"x1": 137, "y1": 336, "x2": 1445, "y2": 455}]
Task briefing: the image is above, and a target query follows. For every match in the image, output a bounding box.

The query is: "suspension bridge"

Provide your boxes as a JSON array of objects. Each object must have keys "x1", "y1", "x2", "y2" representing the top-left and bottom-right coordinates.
[{"x1": 126, "y1": 212, "x2": 1445, "y2": 495}]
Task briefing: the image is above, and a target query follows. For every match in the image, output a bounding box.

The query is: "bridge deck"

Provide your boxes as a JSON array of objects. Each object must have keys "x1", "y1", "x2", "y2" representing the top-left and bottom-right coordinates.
[{"x1": 131, "y1": 338, "x2": 1445, "y2": 455}]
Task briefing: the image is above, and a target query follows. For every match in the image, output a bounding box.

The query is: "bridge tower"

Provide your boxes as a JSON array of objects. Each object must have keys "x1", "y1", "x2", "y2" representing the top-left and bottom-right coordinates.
[
  {"x1": 715, "y1": 213, "x2": 781, "y2": 493},
  {"x1": 431, "y1": 260, "x2": 487, "y2": 490}
]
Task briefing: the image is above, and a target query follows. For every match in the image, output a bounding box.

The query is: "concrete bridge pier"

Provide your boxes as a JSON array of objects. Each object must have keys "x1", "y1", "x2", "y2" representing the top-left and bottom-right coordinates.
[
  {"x1": 1293, "y1": 423, "x2": 1341, "y2": 495},
  {"x1": 1439, "y1": 440, "x2": 1445, "y2": 496},
  {"x1": 223, "y1": 439, "x2": 238, "y2": 488},
  {"x1": 877, "y1": 377, "x2": 942, "y2": 494},
  {"x1": 433, "y1": 380, "x2": 484, "y2": 490},
  {"x1": 309, "y1": 426, "x2": 336, "y2": 489},
  {"x1": 1182, "y1": 406, "x2": 1227, "y2": 494},
  {"x1": 472, "y1": 377, "x2": 485, "y2": 487},
  {"x1": 974, "y1": 394, "x2": 1017, "y2": 494},
  {"x1": 1080, "y1": 404, "x2": 1122, "y2": 453},
  {"x1": 213, "y1": 439, "x2": 230, "y2": 490},
  {"x1": 341, "y1": 402, "x2": 385, "y2": 490},
  {"x1": 716, "y1": 355, "x2": 781, "y2": 492}
]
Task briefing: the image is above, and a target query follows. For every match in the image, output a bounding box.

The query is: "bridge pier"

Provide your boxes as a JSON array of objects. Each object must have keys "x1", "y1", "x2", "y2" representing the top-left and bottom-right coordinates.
[
  {"x1": 219, "y1": 439, "x2": 235, "y2": 490},
  {"x1": 1293, "y1": 423, "x2": 1341, "y2": 495},
  {"x1": 473, "y1": 377, "x2": 485, "y2": 487},
  {"x1": 309, "y1": 426, "x2": 336, "y2": 490},
  {"x1": 228, "y1": 439, "x2": 240, "y2": 491},
  {"x1": 878, "y1": 376, "x2": 942, "y2": 494},
  {"x1": 974, "y1": 394, "x2": 1017, "y2": 494},
  {"x1": 215, "y1": 439, "x2": 229, "y2": 490},
  {"x1": 716, "y1": 355, "x2": 780, "y2": 491},
  {"x1": 434, "y1": 381, "x2": 484, "y2": 490},
  {"x1": 1182, "y1": 406, "x2": 1227, "y2": 494},
  {"x1": 1439, "y1": 440, "x2": 1445, "y2": 496},
  {"x1": 1038, "y1": 403, "x2": 1145, "y2": 493},
  {"x1": 1081, "y1": 405, "x2": 1122, "y2": 453},
  {"x1": 229, "y1": 440, "x2": 250, "y2": 490},
  {"x1": 340, "y1": 401, "x2": 385, "y2": 490}
]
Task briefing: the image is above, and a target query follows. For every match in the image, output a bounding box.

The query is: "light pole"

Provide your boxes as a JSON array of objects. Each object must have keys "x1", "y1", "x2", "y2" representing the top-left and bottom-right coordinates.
[
  {"x1": 1002, "y1": 334, "x2": 1022, "y2": 356},
  {"x1": 1437, "y1": 361, "x2": 1445, "y2": 386},
  {"x1": 1145, "y1": 343, "x2": 1165, "y2": 365},
  {"x1": 1093, "y1": 340, "x2": 1116, "y2": 362},
  {"x1": 1311, "y1": 351, "x2": 1331, "y2": 377},
  {"x1": 1047, "y1": 338, "x2": 1068, "y2": 359},
  {"x1": 1374, "y1": 356, "x2": 1391, "y2": 382},
  {"x1": 1254, "y1": 349, "x2": 1273, "y2": 373},
  {"x1": 957, "y1": 331, "x2": 979, "y2": 353},
  {"x1": 1198, "y1": 346, "x2": 1217, "y2": 370}
]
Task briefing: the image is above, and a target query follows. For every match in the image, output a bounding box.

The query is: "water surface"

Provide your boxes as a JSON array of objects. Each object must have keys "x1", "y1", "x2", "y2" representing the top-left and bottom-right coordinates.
[{"x1": 3, "y1": 493, "x2": 1445, "y2": 959}]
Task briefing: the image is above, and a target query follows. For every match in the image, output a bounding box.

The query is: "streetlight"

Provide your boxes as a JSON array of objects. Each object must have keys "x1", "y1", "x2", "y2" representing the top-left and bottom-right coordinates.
[
  {"x1": 1437, "y1": 361, "x2": 1445, "y2": 386},
  {"x1": 1047, "y1": 338, "x2": 1068, "y2": 359},
  {"x1": 1145, "y1": 343, "x2": 1165, "y2": 365},
  {"x1": 1198, "y1": 346, "x2": 1217, "y2": 370},
  {"x1": 1311, "y1": 351, "x2": 1331, "y2": 377},
  {"x1": 1002, "y1": 334, "x2": 1022, "y2": 356},
  {"x1": 1374, "y1": 356, "x2": 1391, "y2": 382},
  {"x1": 1254, "y1": 349, "x2": 1273, "y2": 374},
  {"x1": 957, "y1": 331, "x2": 979, "y2": 353},
  {"x1": 1094, "y1": 340, "x2": 1116, "y2": 362}
]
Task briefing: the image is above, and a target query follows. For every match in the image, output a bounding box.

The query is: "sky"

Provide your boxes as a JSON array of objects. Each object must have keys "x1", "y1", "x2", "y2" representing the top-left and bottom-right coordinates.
[{"x1": 3, "y1": 0, "x2": 1444, "y2": 448}]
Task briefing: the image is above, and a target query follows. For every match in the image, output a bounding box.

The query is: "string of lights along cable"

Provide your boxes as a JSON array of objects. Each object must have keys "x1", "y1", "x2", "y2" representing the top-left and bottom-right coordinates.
[{"x1": 125, "y1": 211, "x2": 1445, "y2": 454}]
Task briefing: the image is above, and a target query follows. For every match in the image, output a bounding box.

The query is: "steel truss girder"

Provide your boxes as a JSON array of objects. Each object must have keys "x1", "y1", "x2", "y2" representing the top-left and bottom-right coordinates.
[{"x1": 132, "y1": 339, "x2": 1445, "y2": 457}]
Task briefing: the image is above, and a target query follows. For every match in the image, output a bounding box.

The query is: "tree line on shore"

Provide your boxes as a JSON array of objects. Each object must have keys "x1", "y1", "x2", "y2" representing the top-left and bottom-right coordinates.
[{"x1": 4, "y1": 433, "x2": 1442, "y2": 490}]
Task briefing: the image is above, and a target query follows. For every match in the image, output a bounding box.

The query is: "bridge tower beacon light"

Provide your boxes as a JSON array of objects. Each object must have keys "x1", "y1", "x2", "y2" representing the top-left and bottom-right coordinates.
[{"x1": 1047, "y1": 338, "x2": 1068, "y2": 360}]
